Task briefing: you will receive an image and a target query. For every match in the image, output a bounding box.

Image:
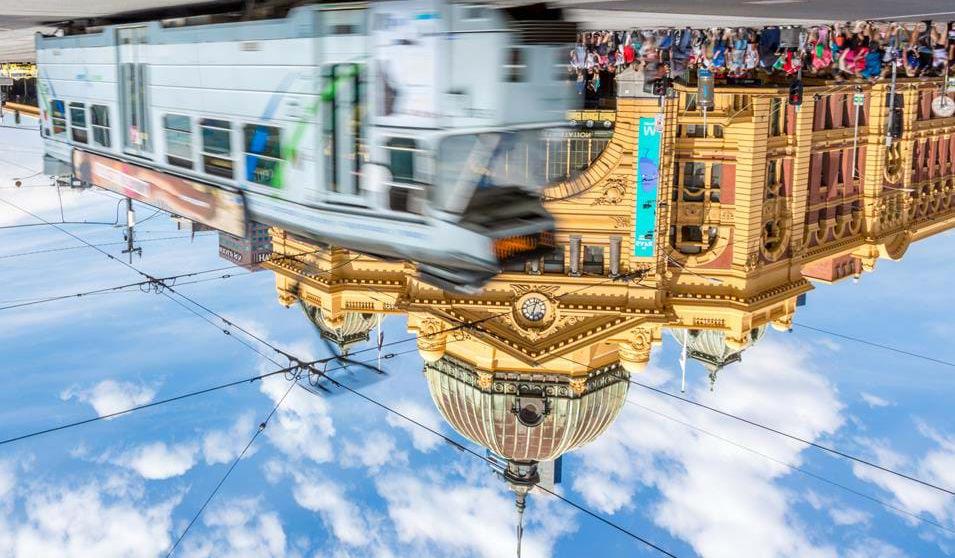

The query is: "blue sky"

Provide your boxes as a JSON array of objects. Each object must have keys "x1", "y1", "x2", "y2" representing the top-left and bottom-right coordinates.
[{"x1": 0, "y1": 117, "x2": 953, "y2": 558}]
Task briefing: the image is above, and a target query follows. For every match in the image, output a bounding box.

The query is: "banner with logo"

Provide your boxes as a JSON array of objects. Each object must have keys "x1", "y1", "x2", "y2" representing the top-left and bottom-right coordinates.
[
  {"x1": 72, "y1": 149, "x2": 247, "y2": 237},
  {"x1": 634, "y1": 117, "x2": 660, "y2": 257}
]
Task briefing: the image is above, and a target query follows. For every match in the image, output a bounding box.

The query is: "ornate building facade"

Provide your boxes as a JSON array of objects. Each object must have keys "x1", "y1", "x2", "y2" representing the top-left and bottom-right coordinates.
[{"x1": 261, "y1": 76, "x2": 955, "y2": 537}]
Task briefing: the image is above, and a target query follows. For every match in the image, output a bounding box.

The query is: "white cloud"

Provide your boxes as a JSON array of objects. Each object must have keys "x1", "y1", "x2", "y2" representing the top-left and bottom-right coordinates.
[
  {"x1": 258, "y1": 375, "x2": 335, "y2": 464},
  {"x1": 385, "y1": 399, "x2": 444, "y2": 453},
  {"x1": 202, "y1": 413, "x2": 258, "y2": 465},
  {"x1": 340, "y1": 430, "x2": 406, "y2": 472},
  {"x1": 845, "y1": 538, "x2": 910, "y2": 558},
  {"x1": 815, "y1": 338, "x2": 842, "y2": 352},
  {"x1": 113, "y1": 441, "x2": 199, "y2": 480},
  {"x1": 0, "y1": 475, "x2": 178, "y2": 558},
  {"x1": 574, "y1": 337, "x2": 844, "y2": 558},
  {"x1": 60, "y1": 380, "x2": 157, "y2": 419},
  {"x1": 376, "y1": 469, "x2": 577, "y2": 558},
  {"x1": 852, "y1": 433, "x2": 955, "y2": 530},
  {"x1": 180, "y1": 498, "x2": 293, "y2": 558},
  {"x1": 289, "y1": 472, "x2": 370, "y2": 548},
  {"x1": 829, "y1": 507, "x2": 871, "y2": 526},
  {"x1": 860, "y1": 393, "x2": 893, "y2": 408}
]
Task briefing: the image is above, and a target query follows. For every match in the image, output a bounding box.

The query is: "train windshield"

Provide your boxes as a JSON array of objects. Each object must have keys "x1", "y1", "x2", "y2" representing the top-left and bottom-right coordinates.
[{"x1": 433, "y1": 130, "x2": 546, "y2": 214}]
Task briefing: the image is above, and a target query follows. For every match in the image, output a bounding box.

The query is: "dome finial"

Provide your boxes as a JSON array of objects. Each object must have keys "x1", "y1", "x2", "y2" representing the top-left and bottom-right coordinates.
[{"x1": 504, "y1": 461, "x2": 538, "y2": 558}]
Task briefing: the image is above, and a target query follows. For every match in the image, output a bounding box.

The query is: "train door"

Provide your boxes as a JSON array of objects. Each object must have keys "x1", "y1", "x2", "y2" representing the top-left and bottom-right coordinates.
[
  {"x1": 117, "y1": 26, "x2": 151, "y2": 157},
  {"x1": 321, "y1": 62, "x2": 365, "y2": 204}
]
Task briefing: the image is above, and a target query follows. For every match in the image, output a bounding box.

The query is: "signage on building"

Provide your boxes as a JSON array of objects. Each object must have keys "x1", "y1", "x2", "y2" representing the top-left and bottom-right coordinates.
[
  {"x1": 0, "y1": 63, "x2": 36, "y2": 79},
  {"x1": 634, "y1": 117, "x2": 661, "y2": 258},
  {"x1": 72, "y1": 149, "x2": 247, "y2": 236}
]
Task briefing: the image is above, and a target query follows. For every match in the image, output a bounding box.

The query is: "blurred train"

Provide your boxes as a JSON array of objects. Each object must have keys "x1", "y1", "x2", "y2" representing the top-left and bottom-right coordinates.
[{"x1": 35, "y1": 1, "x2": 575, "y2": 291}]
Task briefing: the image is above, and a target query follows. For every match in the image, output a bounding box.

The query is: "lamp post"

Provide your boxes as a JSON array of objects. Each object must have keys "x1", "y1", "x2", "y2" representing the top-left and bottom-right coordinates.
[{"x1": 886, "y1": 49, "x2": 899, "y2": 148}]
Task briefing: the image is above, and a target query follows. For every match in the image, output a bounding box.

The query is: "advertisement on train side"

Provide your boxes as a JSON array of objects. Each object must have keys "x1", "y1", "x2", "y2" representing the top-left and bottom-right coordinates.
[
  {"x1": 634, "y1": 117, "x2": 660, "y2": 258},
  {"x1": 71, "y1": 150, "x2": 247, "y2": 237},
  {"x1": 371, "y1": 0, "x2": 440, "y2": 128}
]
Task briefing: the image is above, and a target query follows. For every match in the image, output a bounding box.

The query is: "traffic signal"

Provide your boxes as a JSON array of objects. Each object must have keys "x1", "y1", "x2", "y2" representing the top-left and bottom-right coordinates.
[{"x1": 788, "y1": 80, "x2": 803, "y2": 106}]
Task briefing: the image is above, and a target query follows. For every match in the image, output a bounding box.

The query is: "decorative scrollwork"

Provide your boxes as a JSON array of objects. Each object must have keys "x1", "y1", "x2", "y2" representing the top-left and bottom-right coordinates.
[{"x1": 591, "y1": 177, "x2": 627, "y2": 206}]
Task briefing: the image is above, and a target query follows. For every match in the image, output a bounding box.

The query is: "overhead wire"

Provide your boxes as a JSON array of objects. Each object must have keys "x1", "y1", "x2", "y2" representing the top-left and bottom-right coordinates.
[
  {"x1": 164, "y1": 366, "x2": 304, "y2": 558},
  {"x1": 84, "y1": 225, "x2": 680, "y2": 555},
  {"x1": 0, "y1": 346, "x2": 419, "y2": 449},
  {"x1": 15, "y1": 190, "x2": 941, "y2": 548},
  {"x1": 792, "y1": 321, "x2": 955, "y2": 369},
  {"x1": 626, "y1": 398, "x2": 955, "y2": 535},
  {"x1": 533, "y1": 348, "x2": 955, "y2": 497},
  {"x1": 152, "y1": 247, "x2": 680, "y2": 556},
  {"x1": 0, "y1": 264, "x2": 245, "y2": 311},
  {"x1": 0, "y1": 233, "x2": 216, "y2": 261},
  {"x1": 0, "y1": 361, "x2": 306, "y2": 447},
  {"x1": 305, "y1": 358, "x2": 681, "y2": 558}
]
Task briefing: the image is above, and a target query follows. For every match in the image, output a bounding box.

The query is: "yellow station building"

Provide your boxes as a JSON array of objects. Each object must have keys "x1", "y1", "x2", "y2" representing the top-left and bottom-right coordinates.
[{"x1": 261, "y1": 74, "x2": 955, "y2": 520}]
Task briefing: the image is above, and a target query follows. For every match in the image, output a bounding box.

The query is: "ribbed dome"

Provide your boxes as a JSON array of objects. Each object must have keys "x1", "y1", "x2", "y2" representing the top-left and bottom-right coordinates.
[
  {"x1": 424, "y1": 357, "x2": 629, "y2": 462},
  {"x1": 668, "y1": 326, "x2": 767, "y2": 372},
  {"x1": 300, "y1": 301, "x2": 376, "y2": 353}
]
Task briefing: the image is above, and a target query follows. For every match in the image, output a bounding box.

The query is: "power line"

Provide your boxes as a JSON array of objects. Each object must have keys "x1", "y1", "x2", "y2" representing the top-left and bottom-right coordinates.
[
  {"x1": 0, "y1": 233, "x2": 214, "y2": 261},
  {"x1": 0, "y1": 362, "x2": 302, "y2": 447},
  {"x1": 1, "y1": 195, "x2": 682, "y2": 553},
  {"x1": 0, "y1": 220, "x2": 119, "y2": 230},
  {"x1": 626, "y1": 398, "x2": 955, "y2": 535},
  {"x1": 308, "y1": 359, "x2": 680, "y2": 558},
  {"x1": 792, "y1": 322, "x2": 955, "y2": 369},
  {"x1": 0, "y1": 344, "x2": 422, "y2": 449},
  {"x1": 0, "y1": 264, "x2": 243, "y2": 311},
  {"x1": 150, "y1": 244, "x2": 676, "y2": 555},
  {"x1": 165, "y1": 367, "x2": 303, "y2": 558},
  {"x1": 534, "y1": 348, "x2": 955, "y2": 497}
]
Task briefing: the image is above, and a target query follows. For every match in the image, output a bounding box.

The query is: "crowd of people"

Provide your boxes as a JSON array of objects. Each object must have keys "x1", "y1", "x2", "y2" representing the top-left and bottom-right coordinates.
[{"x1": 570, "y1": 21, "x2": 955, "y2": 105}]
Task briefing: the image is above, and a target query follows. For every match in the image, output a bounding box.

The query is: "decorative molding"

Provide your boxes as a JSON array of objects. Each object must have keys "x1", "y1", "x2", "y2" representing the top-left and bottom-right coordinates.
[
  {"x1": 611, "y1": 215, "x2": 631, "y2": 229},
  {"x1": 591, "y1": 177, "x2": 627, "y2": 206}
]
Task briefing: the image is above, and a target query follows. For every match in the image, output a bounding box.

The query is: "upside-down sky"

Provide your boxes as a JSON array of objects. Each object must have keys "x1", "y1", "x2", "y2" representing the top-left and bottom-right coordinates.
[{"x1": 0, "y1": 116, "x2": 953, "y2": 558}]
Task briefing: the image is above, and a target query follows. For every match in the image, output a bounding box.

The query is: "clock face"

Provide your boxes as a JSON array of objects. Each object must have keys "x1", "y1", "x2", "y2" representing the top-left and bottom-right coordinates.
[{"x1": 520, "y1": 297, "x2": 547, "y2": 322}]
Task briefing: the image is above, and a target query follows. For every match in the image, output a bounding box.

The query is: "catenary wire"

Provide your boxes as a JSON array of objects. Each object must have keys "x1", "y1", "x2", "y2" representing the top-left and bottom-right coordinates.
[
  {"x1": 164, "y1": 367, "x2": 304, "y2": 558},
  {"x1": 626, "y1": 398, "x2": 955, "y2": 535},
  {"x1": 535, "y1": 348, "x2": 955, "y2": 497},
  {"x1": 142, "y1": 243, "x2": 678, "y2": 555},
  {"x1": 14, "y1": 192, "x2": 952, "y2": 498},
  {"x1": 307, "y1": 359, "x2": 681, "y2": 558},
  {"x1": 792, "y1": 322, "x2": 955, "y2": 369},
  {"x1": 0, "y1": 232, "x2": 215, "y2": 261}
]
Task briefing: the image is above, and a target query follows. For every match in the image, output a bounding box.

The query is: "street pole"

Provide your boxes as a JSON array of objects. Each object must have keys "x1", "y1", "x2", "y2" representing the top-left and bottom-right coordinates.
[
  {"x1": 122, "y1": 198, "x2": 141, "y2": 263},
  {"x1": 886, "y1": 50, "x2": 898, "y2": 147},
  {"x1": 851, "y1": 86, "x2": 861, "y2": 180}
]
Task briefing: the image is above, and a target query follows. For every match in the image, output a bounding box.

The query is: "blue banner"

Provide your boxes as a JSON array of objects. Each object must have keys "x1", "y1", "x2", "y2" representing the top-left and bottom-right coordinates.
[{"x1": 634, "y1": 117, "x2": 661, "y2": 257}]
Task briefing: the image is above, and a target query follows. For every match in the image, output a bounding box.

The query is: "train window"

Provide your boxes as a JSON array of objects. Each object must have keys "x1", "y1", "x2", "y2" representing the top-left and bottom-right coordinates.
[
  {"x1": 385, "y1": 138, "x2": 424, "y2": 213},
  {"x1": 387, "y1": 138, "x2": 418, "y2": 183},
  {"x1": 504, "y1": 48, "x2": 527, "y2": 83},
  {"x1": 463, "y1": 5, "x2": 489, "y2": 20},
  {"x1": 243, "y1": 124, "x2": 282, "y2": 187},
  {"x1": 323, "y1": 10, "x2": 365, "y2": 35},
  {"x1": 51, "y1": 100, "x2": 67, "y2": 137},
  {"x1": 164, "y1": 114, "x2": 194, "y2": 169},
  {"x1": 90, "y1": 105, "x2": 111, "y2": 147},
  {"x1": 200, "y1": 118, "x2": 234, "y2": 179},
  {"x1": 69, "y1": 103, "x2": 88, "y2": 144}
]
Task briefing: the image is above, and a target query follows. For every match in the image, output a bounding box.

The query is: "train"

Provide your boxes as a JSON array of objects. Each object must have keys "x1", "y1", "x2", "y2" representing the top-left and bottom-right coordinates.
[{"x1": 35, "y1": 1, "x2": 575, "y2": 291}]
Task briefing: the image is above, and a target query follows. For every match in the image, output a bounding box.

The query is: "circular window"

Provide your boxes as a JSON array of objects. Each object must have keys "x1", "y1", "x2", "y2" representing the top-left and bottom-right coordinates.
[
  {"x1": 517, "y1": 403, "x2": 544, "y2": 427},
  {"x1": 520, "y1": 297, "x2": 547, "y2": 322}
]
